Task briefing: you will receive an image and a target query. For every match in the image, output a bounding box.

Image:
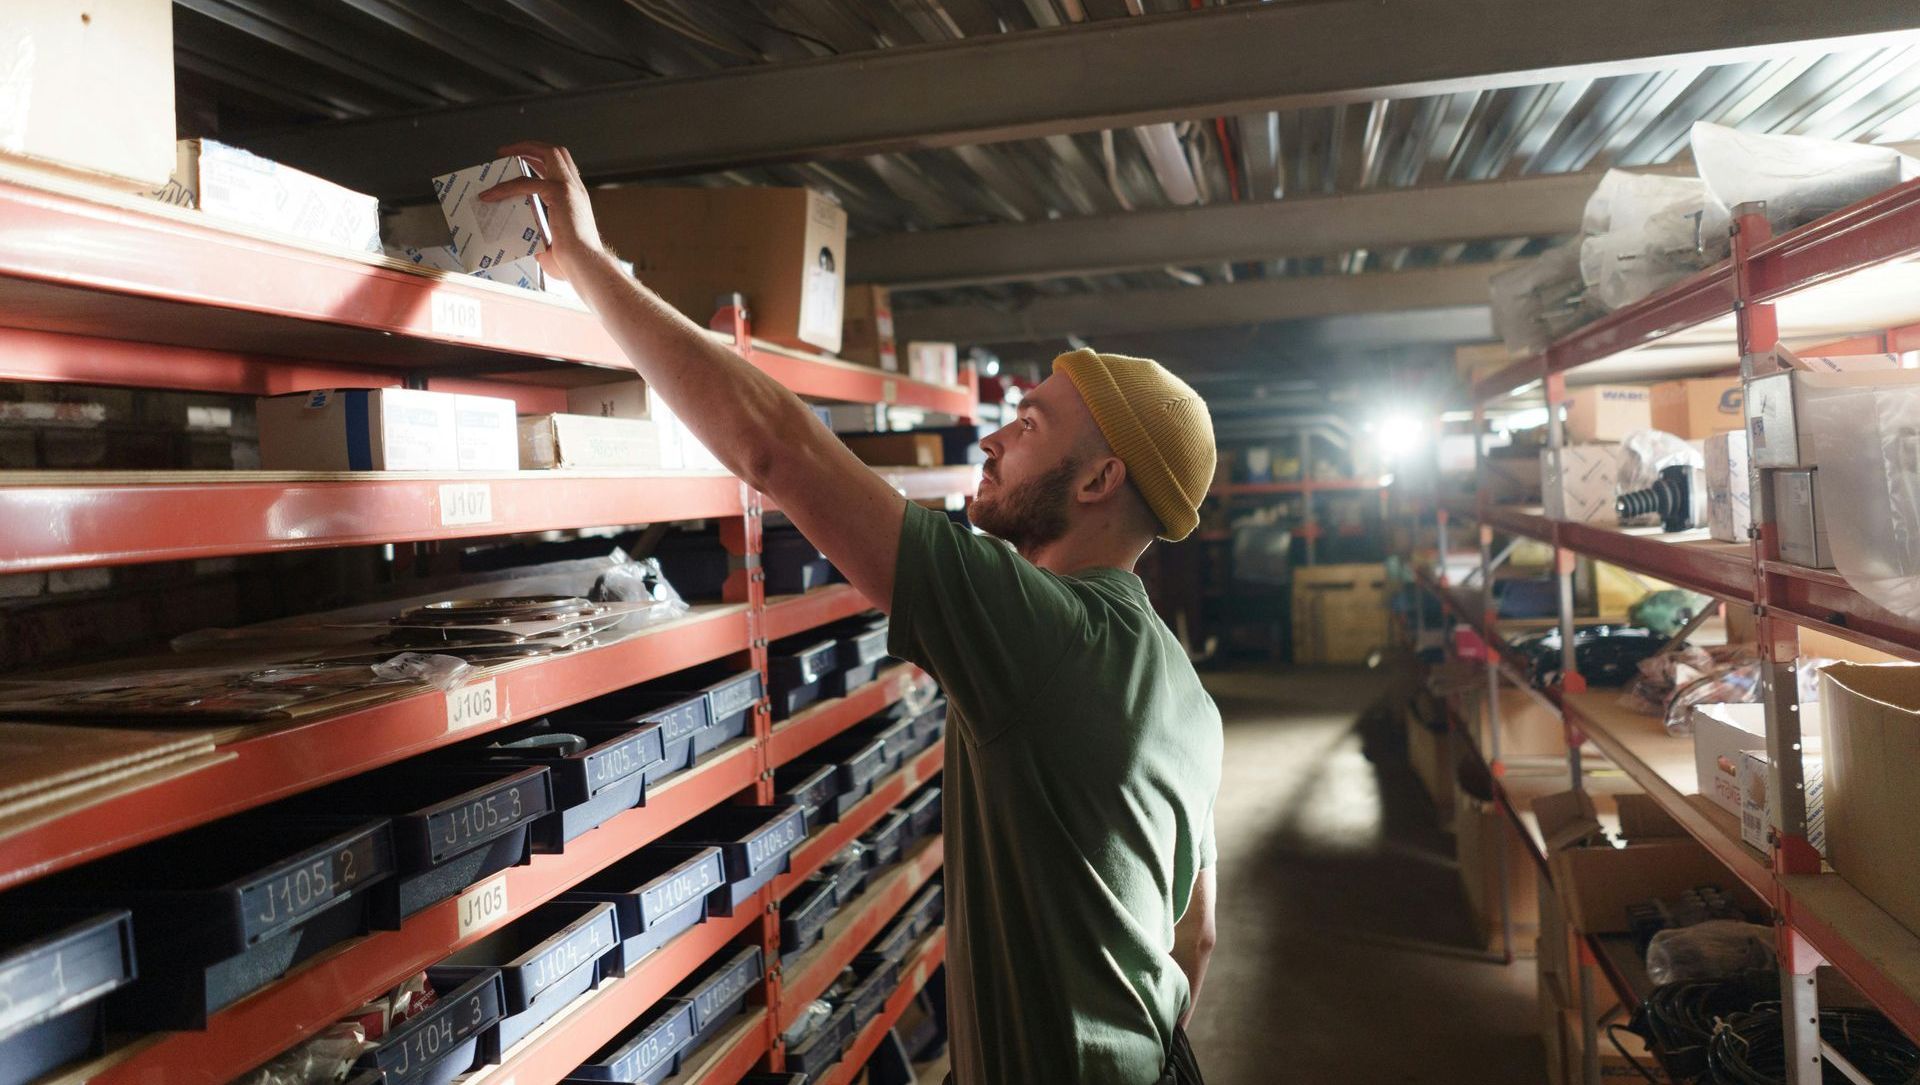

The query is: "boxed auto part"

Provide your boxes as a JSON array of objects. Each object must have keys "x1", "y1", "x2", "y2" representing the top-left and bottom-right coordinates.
[
  {"x1": 1533, "y1": 790, "x2": 1766, "y2": 935},
  {"x1": 1705, "y1": 430, "x2": 1751, "y2": 543},
  {"x1": 567, "y1": 378, "x2": 650, "y2": 420},
  {"x1": 589, "y1": 185, "x2": 847, "y2": 352},
  {"x1": 560, "y1": 845, "x2": 726, "y2": 974},
  {"x1": 567, "y1": 996, "x2": 695, "y2": 1084},
  {"x1": 0, "y1": 909, "x2": 135, "y2": 1085},
  {"x1": 665, "y1": 804, "x2": 809, "y2": 916},
  {"x1": 1565, "y1": 385, "x2": 1652, "y2": 443},
  {"x1": 1651, "y1": 378, "x2": 1744, "y2": 438},
  {"x1": 842, "y1": 284, "x2": 899, "y2": 371},
  {"x1": 1689, "y1": 702, "x2": 1825, "y2": 818},
  {"x1": 357, "y1": 967, "x2": 506, "y2": 1085},
  {"x1": 149, "y1": 140, "x2": 381, "y2": 253},
  {"x1": 675, "y1": 944, "x2": 764, "y2": 1048},
  {"x1": 433, "y1": 156, "x2": 549, "y2": 274},
  {"x1": 1290, "y1": 563, "x2": 1389, "y2": 665},
  {"x1": 841, "y1": 432, "x2": 945, "y2": 468},
  {"x1": 1746, "y1": 368, "x2": 1920, "y2": 468},
  {"x1": 1818, "y1": 663, "x2": 1920, "y2": 938},
  {"x1": 905, "y1": 342, "x2": 960, "y2": 386},
  {"x1": 1, "y1": 1, "x2": 175, "y2": 190},
  {"x1": 1772, "y1": 468, "x2": 1833, "y2": 568},
  {"x1": 1738, "y1": 749, "x2": 1825, "y2": 855},
  {"x1": 1541, "y1": 443, "x2": 1625, "y2": 523},
  {"x1": 518, "y1": 413, "x2": 668, "y2": 470},
  {"x1": 258, "y1": 388, "x2": 517, "y2": 472},
  {"x1": 436, "y1": 901, "x2": 619, "y2": 1062},
  {"x1": 388, "y1": 242, "x2": 541, "y2": 292}
]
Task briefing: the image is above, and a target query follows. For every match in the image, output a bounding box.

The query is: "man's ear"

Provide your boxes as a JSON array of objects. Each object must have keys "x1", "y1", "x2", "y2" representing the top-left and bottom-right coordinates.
[{"x1": 1078, "y1": 455, "x2": 1130, "y2": 505}]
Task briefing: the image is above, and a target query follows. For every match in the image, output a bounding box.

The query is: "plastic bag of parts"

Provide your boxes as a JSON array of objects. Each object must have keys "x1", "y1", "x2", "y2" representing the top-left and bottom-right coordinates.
[
  {"x1": 1579, "y1": 170, "x2": 1730, "y2": 311},
  {"x1": 1807, "y1": 384, "x2": 1920, "y2": 619},
  {"x1": 370, "y1": 652, "x2": 473, "y2": 693},
  {"x1": 1662, "y1": 661, "x2": 1762, "y2": 737},
  {"x1": 1617, "y1": 429, "x2": 1703, "y2": 495},
  {"x1": 1628, "y1": 589, "x2": 1713, "y2": 638},
  {"x1": 1488, "y1": 242, "x2": 1598, "y2": 356},
  {"x1": 781, "y1": 998, "x2": 835, "y2": 1047},
  {"x1": 231, "y1": 1021, "x2": 372, "y2": 1085},
  {"x1": 1646, "y1": 920, "x2": 1778, "y2": 985},
  {"x1": 1692, "y1": 121, "x2": 1919, "y2": 233},
  {"x1": 590, "y1": 548, "x2": 689, "y2": 617}
]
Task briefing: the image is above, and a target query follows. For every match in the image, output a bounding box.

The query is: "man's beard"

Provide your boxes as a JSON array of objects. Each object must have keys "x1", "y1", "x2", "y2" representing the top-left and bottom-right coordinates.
[{"x1": 969, "y1": 458, "x2": 1080, "y2": 553}]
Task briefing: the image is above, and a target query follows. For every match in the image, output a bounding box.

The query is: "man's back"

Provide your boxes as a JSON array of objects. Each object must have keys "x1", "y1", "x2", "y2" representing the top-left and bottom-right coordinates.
[{"x1": 890, "y1": 502, "x2": 1223, "y2": 1084}]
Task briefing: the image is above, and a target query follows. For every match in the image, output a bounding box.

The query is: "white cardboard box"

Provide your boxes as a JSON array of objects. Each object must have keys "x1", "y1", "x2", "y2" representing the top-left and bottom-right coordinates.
[
  {"x1": 1705, "y1": 429, "x2": 1751, "y2": 543},
  {"x1": 1747, "y1": 369, "x2": 1920, "y2": 468},
  {"x1": 565, "y1": 379, "x2": 650, "y2": 420},
  {"x1": 151, "y1": 140, "x2": 382, "y2": 253},
  {"x1": 387, "y1": 243, "x2": 542, "y2": 292},
  {"x1": 905, "y1": 342, "x2": 960, "y2": 387},
  {"x1": 258, "y1": 389, "x2": 458, "y2": 471},
  {"x1": 1774, "y1": 468, "x2": 1833, "y2": 569},
  {"x1": 433, "y1": 157, "x2": 549, "y2": 274},
  {"x1": 1692, "y1": 701, "x2": 1823, "y2": 819},
  {"x1": 453, "y1": 394, "x2": 520, "y2": 472},
  {"x1": 1540, "y1": 444, "x2": 1624, "y2": 523},
  {"x1": 518, "y1": 414, "x2": 666, "y2": 470},
  {"x1": 2, "y1": 0, "x2": 177, "y2": 190},
  {"x1": 1739, "y1": 749, "x2": 1826, "y2": 855},
  {"x1": 650, "y1": 397, "x2": 721, "y2": 471}
]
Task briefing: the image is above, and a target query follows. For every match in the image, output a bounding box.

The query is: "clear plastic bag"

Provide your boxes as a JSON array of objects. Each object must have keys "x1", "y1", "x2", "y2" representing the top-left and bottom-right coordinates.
[
  {"x1": 1617, "y1": 429, "x2": 1703, "y2": 494},
  {"x1": 1488, "y1": 242, "x2": 1598, "y2": 357},
  {"x1": 231, "y1": 1021, "x2": 372, "y2": 1085},
  {"x1": 1808, "y1": 384, "x2": 1920, "y2": 618},
  {"x1": 1646, "y1": 920, "x2": 1778, "y2": 985},
  {"x1": 370, "y1": 652, "x2": 472, "y2": 693},
  {"x1": 1692, "y1": 121, "x2": 1918, "y2": 232},
  {"x1": 590, "y1": 550, "x2": 689, "y2": 616},
  {"x1": 1578, "y1": 170, "x2": 1729, "y2": 310}
]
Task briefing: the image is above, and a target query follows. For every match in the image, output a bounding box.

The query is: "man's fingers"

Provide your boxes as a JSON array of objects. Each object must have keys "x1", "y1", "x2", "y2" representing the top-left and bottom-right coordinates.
[
  {"x1": 477, "y1": 177, "x2": 560, "y2": 204},
  {"x1": 498, "y1": 140, "x2": 559, "y2": 161}
]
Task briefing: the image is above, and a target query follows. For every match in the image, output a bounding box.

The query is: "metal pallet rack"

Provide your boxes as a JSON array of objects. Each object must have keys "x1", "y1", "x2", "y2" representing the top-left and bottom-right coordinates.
[
  {"x1": 0, "y1": 170, "x2": 970, "y2": 1085},
  {"x1": 1411, "y1": 178, "x2": 1920, "y2": 1085}
]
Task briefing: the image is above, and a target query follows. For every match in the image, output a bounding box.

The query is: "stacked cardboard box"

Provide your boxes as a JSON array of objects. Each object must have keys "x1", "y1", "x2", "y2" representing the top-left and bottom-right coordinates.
[
  {"x1": 2, "y1": 1, "x2": 176, "y2": 190},
  {"x1": 1290, "y1": 564, "x2": 1388, "y2": 664}
]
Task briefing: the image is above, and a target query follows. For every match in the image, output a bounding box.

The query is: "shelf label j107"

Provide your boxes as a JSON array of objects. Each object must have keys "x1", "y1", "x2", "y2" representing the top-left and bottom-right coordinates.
[{"x1": 439, "y1": 483, "x2": 493, "y2": 527}]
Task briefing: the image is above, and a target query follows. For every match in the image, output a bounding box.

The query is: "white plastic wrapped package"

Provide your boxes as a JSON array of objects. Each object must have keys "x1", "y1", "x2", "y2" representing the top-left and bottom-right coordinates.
[
  {"x1": 1692, "y1": 122, "x2": 1918, "y2": 233},
  {"x1": 1806, "y1": 381, "x2": 1920, "y2": 619},
  {"x1": 1645, "y1": 920, "x2": 1777, "y2": 985},
  {"x1": 1488, "y1": 242, "x2": 1597, "y2": 356},
  {"x1": 1578, "y1": 170, "x2": 1730, "y2": 310},
  {"x1": 1616, "y1": 429, "x2": 1704, "y2": 494}
]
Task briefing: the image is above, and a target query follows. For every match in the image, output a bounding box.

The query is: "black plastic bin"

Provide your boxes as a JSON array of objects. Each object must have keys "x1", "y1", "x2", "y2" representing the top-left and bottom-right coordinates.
[
  {"x1": 822, "y1": 659, "x2": 879, "y2": 699},
  {"x1": 860, "y1": 810, "x2": 911, "y2": 871},
  {"x1": 559, "y1": 685, "x2": 707, "y2": 787},
  {"x1": 625, "y1": 664, "x2": 762, "y2": 757},
  {"x1": 306, "y1": 762, "x2": 552, "y2": 920},
  {"x1": 437, "y1": 900, "x2": 619, "y2": 1062},
  {"x1": 7, "y1": 813, "x2": 397, "y2": 1031},
  {"x1": 861, "y1": 910, "x2": 919, "y2": 967},
  {"x1": 902, "y1": 882, "x2": 945, "y2": 940},
  {"x1": 566, "y1": 997, "x2": 695, "y2": 1084},
  {"x1": 902, "y1": 787, "x2": 942, "y2": 843},
  {"x1": 355, "y1": 967, "x2": 506, "y2": 1085},
  {"x1": 808, "y1": 730, "x2": 889, "y2": 796},
  {"x1": 871, "y1": 717, "x2": 915, "y2": 775},
  {"x1": 820, "y1": 843, "x2": 869, "y2": 902},
  {"x1": 740, "y1": 1076, "x2": 809, "y2": 1085},
  {"x1": 778, "y1": 875, "x2": 841, "y2": 960},
  {"x1": 677, "y1": 943, "x2": 764, "y2": 1048},
  {"x1": 774, "y1": 762, "x2": 842, "y2": 828},
  {"x1": 847, "y1": 956, "x2": 902, "y2": 1027},
  {"x1": 764, "y1": 529, "x2": 836, "y2": 595},
  {"x1": 666, "y1": 805, "x2": 808, "y2": 916},
  {"x1": 653, "y1": 529, "x2": 834, "y2": 599},
  {"x1": 0, "y1": 910, "x2": 135, "y2": 1085},
  {"x1": 560, "y1": 844, "x2": 727, "y2": 974},
  {"x1": 830, "y1": 616, "x2": 890, "y2": 669},
  {"x1": 910, "y1": 698, "x2": 949, "y2": 752},
  {"x1": 784, "y1": 1002, "x2": 856, "y2": 1077},
  {"x1": 456, "y1": 718, "x2": 665, "y2": 852},
  {"x1": 770, "y1": 636, "x2": 840, "y2": 694}
]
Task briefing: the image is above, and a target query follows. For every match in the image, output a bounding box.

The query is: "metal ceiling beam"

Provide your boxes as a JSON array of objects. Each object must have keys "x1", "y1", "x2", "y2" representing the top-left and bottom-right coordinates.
[
  {"x1": 850, "y1": 172, "x2": 1599, "y2": 287},
  {"x1": 238, "y1": 0, "x2": 1920, "y2": 198},
  {"x1": 893, "y1": 262, "x2": 1519, "y2": 344}
]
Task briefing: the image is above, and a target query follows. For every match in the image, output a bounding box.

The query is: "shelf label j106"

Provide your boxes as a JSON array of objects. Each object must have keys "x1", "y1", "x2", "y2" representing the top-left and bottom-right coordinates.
[{"x1": 446, "y1": 678, "x2": 499, "y2": 733}]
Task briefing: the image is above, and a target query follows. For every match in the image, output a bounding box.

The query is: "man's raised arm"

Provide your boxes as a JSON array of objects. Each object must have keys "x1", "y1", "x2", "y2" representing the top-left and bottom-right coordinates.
[{"x1": 482, "y1": 143, "x2": 906, "y2": 610}]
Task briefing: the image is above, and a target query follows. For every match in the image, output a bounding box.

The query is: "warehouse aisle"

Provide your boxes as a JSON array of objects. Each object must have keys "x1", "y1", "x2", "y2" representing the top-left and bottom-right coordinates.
[{"x1": 1188, "y1": 667, "x2": 1543, "y2": 1084}]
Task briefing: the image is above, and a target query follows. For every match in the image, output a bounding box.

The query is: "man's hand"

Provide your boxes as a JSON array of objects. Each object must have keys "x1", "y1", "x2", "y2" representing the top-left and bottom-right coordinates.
[{"x1": 478, "y1": 142, "x2": 607, "y2": 285}]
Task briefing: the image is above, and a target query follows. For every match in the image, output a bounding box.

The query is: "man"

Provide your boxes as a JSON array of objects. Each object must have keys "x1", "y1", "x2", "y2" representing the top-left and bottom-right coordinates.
[{"x1": 483, "y1": 144, "x2": 1222, "y2": 1084}]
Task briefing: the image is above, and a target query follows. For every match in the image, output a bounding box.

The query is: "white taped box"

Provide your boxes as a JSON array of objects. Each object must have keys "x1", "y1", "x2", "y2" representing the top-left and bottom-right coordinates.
[
  {"x1": 518, "y1": 414, "x2": 666, "y2": 470},
  {"x1": 434, "y1": 157, "x2": 549, "y2": 274},
  {"x1": 1746, "y1": 369, "x2": 1920, "y2": 468},
  {"x1": 453, "y1": 395, "x2": 519, "y2": 471},
  {"x1": 0, "y1": 1, "x2": 176, "y2": 190},
  {"x1": 258, "y1": 389, "x2": 457, "y2": 471},
  {"x1": 1739, "y1": 749, "x2": 1825, "y2": 855},
  {"x1": 1540, "y1": 444, "x2": 1624, "y2": 523},
  {"x1": 386, "y1": 243, "x2": 542, "y2": 292},
  {"x1": 150, "y1": 140, "x2": 380, "y2": 253},
  {"x1": 1705, "y1": 430, "x2": 1751, "y2": 543}
]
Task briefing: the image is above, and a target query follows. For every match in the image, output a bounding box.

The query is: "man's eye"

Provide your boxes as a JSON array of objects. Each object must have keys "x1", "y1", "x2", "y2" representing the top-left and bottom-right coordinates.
[{"x1": 1021, "y1": 418, "x2": 1034, "y2": 431}]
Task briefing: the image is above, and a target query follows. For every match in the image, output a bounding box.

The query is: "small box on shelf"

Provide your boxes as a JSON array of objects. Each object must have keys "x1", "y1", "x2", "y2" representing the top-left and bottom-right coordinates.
[
  {"x1": 151, "y1": 140, "x2": 381, "y2": 254},
  {"x1": 1650, "y1": 378, "x2": 1743, "y2": 438},
  {"x1": 1705, "y1": 430, "x2": 1751, "y2": 543},
  {"x1": 905, "y1": 342, "x2": 960, "y2": 387},
  {"x1": 1541, "y1": 444, "x2": 1624, "y2": 524},
  {"x1": 841, "y1": 433, "x2": 945, "y2": 468},
  {"x1": 1564, "y1": 386, "x2": 1651, "y2": 443},
  {"x1": 1772, "y1": 469, "x2": 1833, "y2": 569},
  {"x1": 842, "y1": 285, "x2": 899, "y2": 372},
  {"x1": 1, "y1": 0, "x2": 176, "y2": 191},
  {"x1": 433, "y1": 157, "x2": 550, "y2": 274},
  {"x1": 1738, "y1": 749, "x2": 1826, "y2": 856},
  {"x1": 518, "y1": 414, "x2": 669, "y2": 470},
  {"x1": 1819, "y1": 664, "x2": 1920, "y2": 941}
]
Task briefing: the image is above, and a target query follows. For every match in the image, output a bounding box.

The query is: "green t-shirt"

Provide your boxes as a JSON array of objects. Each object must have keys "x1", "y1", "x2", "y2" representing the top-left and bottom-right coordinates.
[{"x1": 888, "y1": 502, "x2": 1222, "y2": 1085}]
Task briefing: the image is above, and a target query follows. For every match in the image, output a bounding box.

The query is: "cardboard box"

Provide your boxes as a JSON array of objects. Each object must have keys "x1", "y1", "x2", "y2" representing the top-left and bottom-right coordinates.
[
  {"x1": 1651, "y1": 378, "x2": 1744, "y2": 438},
  {"x1": 565, "y1": 379, "x2": 650, "y2": 421},
  {"x1": 841, "y1": 433, "x2": 944, "y2": 468},
  {"x1": 0, "y1": 1, "x2": 175, "y2": 190},
  {"x1": 386, "y1": 243, "x2": 543, "y2": 292},
  {"x1": 1291, "y1": 564, "x2": 1388, "y2": 665},
  {"x1": 1565, "y1": 385, "x2": 1652, "y2": 443},
  {"x1": 1460, "y1": 685, "x2": 1568, "y2": 761},
  {"x1": 1692, "y1": 703, "x2": 1771, "y2": 817},
  {"x1": 1541, "y1": 444, "x2": 1624, "y2": 523},
  {"x1": 906, "y1": 342, "x2": 960, "y2": 387},
  {"x1": 1773, "y1": 468, "x2": 1833, "y2": 568},
  {"x1": 1534, "y1": 791, "x2": 1768, "y2": 934},
  {"x1": 452, "y1": 394, "x2": 520, "y2": 471},
  {"x1": 257, "y1": 389, "x2": 458, "y2": 471},
  {"x1": 1406, "y1": 710, "x2": 1454, "y2": 813},
  {"x1": 433, "y1": 157, "x2": 550, "y2": 274},
  {"x1": 842, "y1": 285, "x2": 898, "y2": 371},
  {"x1": 517, "y1": 414, "x2": 667, "y2": 470},
  {"x1": 1747, "y1": 369, "x2": 1920, "y2": 468},
  {"x1": 151, "y1": 140, "x2": 382, "y2": 253},
  {"x1": 1739, "y1": 749, "x2": 1826, "y2": 855},
  {"x1": 589, "y1": 186, "x2": 848, "y2": 352},
  {"x1": 1456, "y1": 787, "x2": 1541, "y2": 952},
  {"x1": 1705, "y1": 430, "x2": 1751, "y2": 543},
  {"x1": 1818, "y1": 663, "x2": 1920, "y2": 938},
  {"x1": 649, "y1": 396, "x2": 721, "y2": 472}
]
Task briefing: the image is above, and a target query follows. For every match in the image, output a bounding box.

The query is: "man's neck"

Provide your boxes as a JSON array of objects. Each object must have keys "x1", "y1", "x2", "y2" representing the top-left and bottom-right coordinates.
[{"x1": 1020, "y1": 521, "x2": 1147, "y2": 577}]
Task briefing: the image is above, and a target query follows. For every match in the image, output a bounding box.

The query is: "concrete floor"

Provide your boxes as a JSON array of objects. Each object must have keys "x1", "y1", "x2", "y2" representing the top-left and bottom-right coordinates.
[{"x1": 1186, "y1": 667, "x2": 1546, "y2": 1084}]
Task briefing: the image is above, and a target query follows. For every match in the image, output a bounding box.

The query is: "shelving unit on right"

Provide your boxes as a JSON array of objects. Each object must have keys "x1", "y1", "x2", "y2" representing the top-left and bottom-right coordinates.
[{"x1": 1411, "y1": 177, "x2": 1920, "y2": 1085}]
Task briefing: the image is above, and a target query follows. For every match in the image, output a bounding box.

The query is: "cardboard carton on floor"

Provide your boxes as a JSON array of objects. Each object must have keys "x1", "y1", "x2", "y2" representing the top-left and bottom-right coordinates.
[
  {"x1": 1651, "y1": 378, "x2": 1743, "y2": 438},
  {"x1": 1455, "y1": 786, "x2": 1541, "y2": 954},
  {"x1": 151, "y1": 140, "x2": 382, "y2": 253},
  {"x1": 1291, "y1": 564, "x2": 1388, "y2": 665},
  {"x1": 1, "y1": 0, "x2": 176, "y2": 190},
  {"x1": 1404, "y1": 709, "x2": 1454, "y2": 813},
  {"x1": 842, "y1": 285, "x2": 898, "y2": 371},
  {"x1": 1565, "y1": 385, "x2": 1652, "y2": 443},
  {"x1": 1818, "y1": 663, "x2": 1920, "y2": 939},
  {"x1": 589, "y1": 186, "x2": 848, "y2": 353},
  {"x1": 257, "y1": 388, "x2": 459, "y2": 471}
]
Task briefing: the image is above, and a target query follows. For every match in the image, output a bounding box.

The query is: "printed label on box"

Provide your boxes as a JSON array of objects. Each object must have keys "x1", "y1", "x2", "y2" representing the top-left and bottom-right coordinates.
[
  {"x1": 447, "y1": 678, "x2": 500, "y2": 733},
  {"x1": 439, "y1": 483, "x2": 494, "y2": 527},
  {"x1": 457, "y1": 874, "x2": 510, "y2": 938}
]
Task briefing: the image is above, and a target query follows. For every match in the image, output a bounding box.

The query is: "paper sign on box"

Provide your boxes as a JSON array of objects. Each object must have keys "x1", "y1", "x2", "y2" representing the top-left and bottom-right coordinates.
[{"x1": 434, "y1": 157, "x2": 550, "y2": 274}]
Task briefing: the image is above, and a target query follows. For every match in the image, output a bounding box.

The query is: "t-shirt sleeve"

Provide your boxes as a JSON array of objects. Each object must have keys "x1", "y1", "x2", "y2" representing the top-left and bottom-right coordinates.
[
  {"x1": 888, "y1": 501, "x2": 1083, "y2": 745},
  {"x1": 1198, "y1": 806, "x2": 1218, "y2": 872}
]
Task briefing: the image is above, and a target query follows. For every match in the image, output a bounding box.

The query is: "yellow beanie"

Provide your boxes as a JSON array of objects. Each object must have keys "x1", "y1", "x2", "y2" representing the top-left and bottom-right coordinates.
[{"x1": 1053, "y1": 348, "x2": 1216, "y2": 542}]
